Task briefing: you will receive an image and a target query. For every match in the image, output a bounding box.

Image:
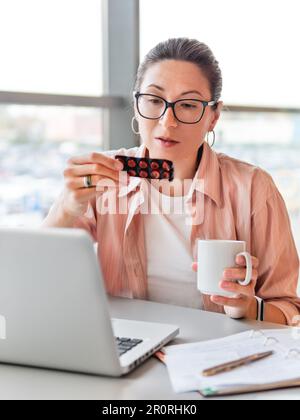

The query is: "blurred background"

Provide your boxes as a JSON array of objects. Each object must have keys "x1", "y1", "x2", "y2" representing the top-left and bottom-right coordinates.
[{"x1": 0, "y1": 0, "x2": 299, "y2": 267}]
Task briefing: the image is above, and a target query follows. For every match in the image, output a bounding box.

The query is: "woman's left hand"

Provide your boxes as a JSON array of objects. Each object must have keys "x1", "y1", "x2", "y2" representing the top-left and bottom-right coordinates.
[
  {"x1": 212, "y1": 255, "x2": 259, "y2": 319},
  {"x1": 192, "y1": 255, "x2": 259, "y2": 319}
]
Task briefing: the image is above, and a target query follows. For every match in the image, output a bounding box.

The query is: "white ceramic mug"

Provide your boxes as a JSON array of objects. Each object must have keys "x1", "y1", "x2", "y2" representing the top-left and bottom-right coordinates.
[{"x1": 197, "y1": 240, "x2": 252, "y2": 297}]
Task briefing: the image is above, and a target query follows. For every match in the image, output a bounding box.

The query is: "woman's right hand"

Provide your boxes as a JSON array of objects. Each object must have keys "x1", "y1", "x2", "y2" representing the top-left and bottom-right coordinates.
[{"x1": 60, "y1": 152, "x2": 126, "y2": 218}]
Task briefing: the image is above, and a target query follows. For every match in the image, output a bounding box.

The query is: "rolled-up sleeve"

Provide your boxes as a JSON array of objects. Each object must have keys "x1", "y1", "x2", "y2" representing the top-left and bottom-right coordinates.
[
  {"x1": 73, "y1": 199, "x2": 97, "y2": 242},
  {"x1": 251, "y1": 186, "x2": 300, "y2": 326}
]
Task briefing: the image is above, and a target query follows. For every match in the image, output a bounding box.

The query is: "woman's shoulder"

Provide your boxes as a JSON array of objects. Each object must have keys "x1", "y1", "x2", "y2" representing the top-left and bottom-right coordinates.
[
  {"x1": 216, "y1": 150, "x2": 278, "y2": 201},
  {"x1": 217, "y1": 150, "x2": 274, "y2": 184}
]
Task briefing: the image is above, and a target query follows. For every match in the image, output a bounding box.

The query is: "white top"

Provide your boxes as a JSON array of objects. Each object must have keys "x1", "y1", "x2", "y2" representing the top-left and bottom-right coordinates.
[{"x1": 143, "y1": 183, "x2": 203, "y2": 310}]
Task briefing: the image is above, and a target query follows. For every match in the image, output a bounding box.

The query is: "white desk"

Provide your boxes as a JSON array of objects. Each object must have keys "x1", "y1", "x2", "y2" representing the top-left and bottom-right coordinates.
[{"x1": 0, "y1": 297, "x2": 298, "y2": 400}]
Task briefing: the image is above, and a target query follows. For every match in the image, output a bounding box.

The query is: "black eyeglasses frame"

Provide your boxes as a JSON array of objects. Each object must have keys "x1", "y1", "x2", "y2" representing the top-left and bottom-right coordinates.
[{"x1": 134, "y1": 92, "x2": 217, "y2": 125}]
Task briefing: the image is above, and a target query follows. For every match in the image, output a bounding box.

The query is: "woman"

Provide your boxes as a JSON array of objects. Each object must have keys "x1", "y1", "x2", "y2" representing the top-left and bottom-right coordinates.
[{"x1": 43, "y1": 38, "x2": 300, "y2": 326}]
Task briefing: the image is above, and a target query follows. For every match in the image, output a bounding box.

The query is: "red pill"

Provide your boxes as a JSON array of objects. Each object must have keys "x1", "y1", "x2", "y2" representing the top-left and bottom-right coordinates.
[
  {"x1": 128, "y1": 159, "x2": 137, "y2": 168},
  {"x1": 150, "y1": 161, "x2": 160, "y2": 170},
  {"x1": 128, "y1": 169, "x2": 137, "y2": 176},
  {"x1": 151, "y1": 170, "x2": 160, "y2": 179},
  {"x1": 162, "y1": 161, "x2": 171, "y2": 171},
  {"x1": 139, "y1": 160, "x2": 148, "y2": 169},
  {"x1": 139, "y1": 170, "x2": 148, "y2": 178},
  {"x1": 162, "y1": 171, "x2": 170, "y2": 179}
]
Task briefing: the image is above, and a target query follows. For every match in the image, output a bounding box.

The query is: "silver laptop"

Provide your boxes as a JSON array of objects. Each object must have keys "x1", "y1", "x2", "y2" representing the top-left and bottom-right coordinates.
[{"x1": 0, "y1": 227, "x2": 179, "y2": 376}]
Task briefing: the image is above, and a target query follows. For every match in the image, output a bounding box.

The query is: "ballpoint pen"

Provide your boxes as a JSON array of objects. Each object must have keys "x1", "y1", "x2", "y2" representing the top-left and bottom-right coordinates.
[{"x1": 202, "y1": 351, "x2": 274, "y2": 377}]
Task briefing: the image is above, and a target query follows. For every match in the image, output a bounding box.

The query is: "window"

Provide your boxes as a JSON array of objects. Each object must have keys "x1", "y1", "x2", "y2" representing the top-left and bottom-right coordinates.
[
  {"x1": 0, "y1": 0, "x2": 139, "y2": 227},
  {"x1": 0, "y1": 0, "x2": 103, "y2": 96},
  {"x1": 0, "y1": 105, "x2": 103, "y2": 226},
  {"x1": 0, "y1": 0, "x2": 104, "y2": 226}
]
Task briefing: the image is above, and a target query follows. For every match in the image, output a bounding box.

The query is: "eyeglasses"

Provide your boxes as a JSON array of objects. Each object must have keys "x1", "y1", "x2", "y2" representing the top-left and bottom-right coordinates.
[{"x1": 134, "y1": 92, "x2": 217, "y2": 124}]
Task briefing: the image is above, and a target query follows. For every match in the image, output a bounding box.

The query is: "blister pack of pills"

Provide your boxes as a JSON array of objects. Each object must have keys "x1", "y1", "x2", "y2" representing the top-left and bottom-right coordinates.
[{"x1": 115, "y1": 156, "x2": 174, "y2": 181}]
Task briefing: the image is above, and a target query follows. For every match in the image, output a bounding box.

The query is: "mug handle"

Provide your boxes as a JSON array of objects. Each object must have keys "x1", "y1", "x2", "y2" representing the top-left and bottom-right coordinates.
[{"x1": 236, "y1": 252, "x2": 252, "y2": 286}]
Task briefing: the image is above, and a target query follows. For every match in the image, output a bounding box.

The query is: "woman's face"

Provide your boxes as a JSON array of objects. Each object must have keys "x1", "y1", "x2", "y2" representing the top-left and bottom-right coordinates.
[{"x1": 135, "y1": 59, "x2": 222, "y2": 161}]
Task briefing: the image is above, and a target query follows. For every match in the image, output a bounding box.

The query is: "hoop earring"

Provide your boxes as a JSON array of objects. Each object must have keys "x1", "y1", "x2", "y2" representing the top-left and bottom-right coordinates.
[
  {"x1": 206, "y1": 130, "x2": 216, "y2": 148},
  {"x1": 131, "y1": 117, "x2": 140, "y2": 135}
]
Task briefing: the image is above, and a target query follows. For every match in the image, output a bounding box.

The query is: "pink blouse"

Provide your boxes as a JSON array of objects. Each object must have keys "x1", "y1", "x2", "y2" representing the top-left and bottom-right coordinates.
[{"x1": 74, "y1": 142, "x2": 300, "y2": 325}]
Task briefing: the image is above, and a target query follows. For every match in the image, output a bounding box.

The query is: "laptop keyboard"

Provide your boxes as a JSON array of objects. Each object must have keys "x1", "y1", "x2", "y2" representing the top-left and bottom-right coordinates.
[{"x1": 115, "y1": 337, "x2": 143, "y2": 356}]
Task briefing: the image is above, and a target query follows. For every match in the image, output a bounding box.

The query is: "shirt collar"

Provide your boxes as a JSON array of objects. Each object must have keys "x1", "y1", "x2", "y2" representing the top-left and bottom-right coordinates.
[
  {"x1": 194, "y1": 142, "x2": 222, "y2": 208},
  {"x1": 118, "y1": 142, "x2": 222, "y2": 208}
]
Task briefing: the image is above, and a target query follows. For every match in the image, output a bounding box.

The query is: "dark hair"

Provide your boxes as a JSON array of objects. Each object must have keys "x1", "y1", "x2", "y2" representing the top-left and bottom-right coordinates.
[{"x1": 134, "y1": 38, "x2": 222, "y2": 106}]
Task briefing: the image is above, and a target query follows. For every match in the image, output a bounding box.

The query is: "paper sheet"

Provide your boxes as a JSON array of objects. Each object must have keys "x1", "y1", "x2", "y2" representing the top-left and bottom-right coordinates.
[{"x1": 162, "y1": 329, "x2": 300, "y2": 393}]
